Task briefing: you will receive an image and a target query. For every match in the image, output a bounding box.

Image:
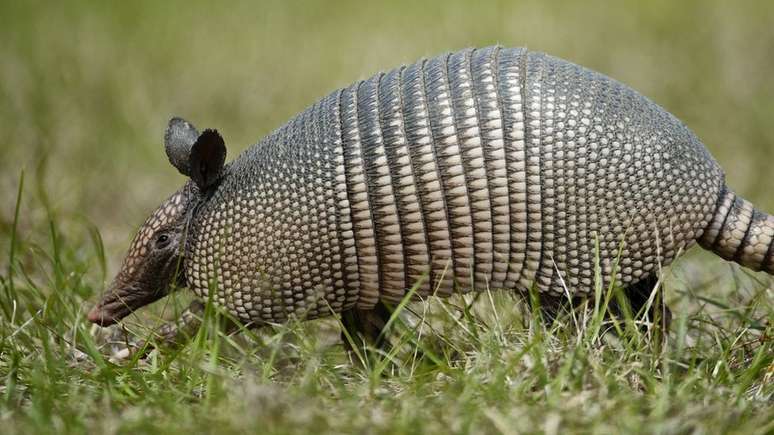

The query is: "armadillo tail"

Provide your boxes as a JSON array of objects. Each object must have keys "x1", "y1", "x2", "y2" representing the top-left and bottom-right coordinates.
[{"x1": 698, "y1": 185, "x2": 774, "y2": 274}]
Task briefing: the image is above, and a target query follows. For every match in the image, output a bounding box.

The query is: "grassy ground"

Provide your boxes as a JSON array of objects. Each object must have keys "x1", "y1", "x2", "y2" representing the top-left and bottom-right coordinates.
[{"x1": 1, "y1": 1, "x2": 772, "y2": 434}]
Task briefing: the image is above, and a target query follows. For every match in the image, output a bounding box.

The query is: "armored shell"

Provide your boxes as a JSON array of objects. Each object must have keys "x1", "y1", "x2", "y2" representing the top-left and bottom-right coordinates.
[{"x1": 179, "y1": 46, "x2": 751, "y2": 325}]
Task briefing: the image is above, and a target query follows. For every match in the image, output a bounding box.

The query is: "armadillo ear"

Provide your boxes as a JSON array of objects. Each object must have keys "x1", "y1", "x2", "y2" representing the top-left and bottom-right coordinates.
[
  {"x1": 189, "y1": 129, "x2": 227, "y2": 190},
  {"x1": 164, "y1": 117, "x2": 200, "y2": 176}
]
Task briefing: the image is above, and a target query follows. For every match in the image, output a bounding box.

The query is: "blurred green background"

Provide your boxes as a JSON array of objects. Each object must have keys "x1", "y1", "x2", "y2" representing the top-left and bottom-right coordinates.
[{"x1": 1, "y1": 0, "x2": 774, "y2": 279}]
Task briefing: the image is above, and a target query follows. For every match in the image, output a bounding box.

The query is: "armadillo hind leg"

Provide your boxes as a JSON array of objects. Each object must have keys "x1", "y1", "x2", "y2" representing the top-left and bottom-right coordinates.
[
  {"x1": 528, "y1": 274, "x2": 670, "y2": 331},
  {"x1": 340, "y1": 301, "x2": 393, "y2": 359},
  {"x1": 612, "y1": 275, "x2": 672, "y2": 332}
]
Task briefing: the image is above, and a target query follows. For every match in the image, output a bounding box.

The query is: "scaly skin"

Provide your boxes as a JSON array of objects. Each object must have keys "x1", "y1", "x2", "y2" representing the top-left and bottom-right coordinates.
[{"x1": 89, "y1": 46, "x2": 773, "y2": 350}]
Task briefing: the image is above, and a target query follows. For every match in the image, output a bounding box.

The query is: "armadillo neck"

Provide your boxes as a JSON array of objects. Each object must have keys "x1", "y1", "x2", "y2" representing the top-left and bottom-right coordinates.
[{"x1": 699, "y1": 186, "x2": 774, "y2": 272}]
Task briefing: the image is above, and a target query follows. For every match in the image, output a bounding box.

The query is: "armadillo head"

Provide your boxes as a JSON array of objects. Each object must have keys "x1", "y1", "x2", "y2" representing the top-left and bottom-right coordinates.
[
  {"x1": 87, "y1": 117, "x2": 227, "y2": 326},
  {"x1": 87, "y1": 187, "x2": 194, "y2": 325}
]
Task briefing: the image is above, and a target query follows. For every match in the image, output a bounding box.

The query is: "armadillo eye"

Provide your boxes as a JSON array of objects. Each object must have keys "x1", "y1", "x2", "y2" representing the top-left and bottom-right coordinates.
[{"x1": 155, "y1": 234, "x2": 170, "y2": 249}]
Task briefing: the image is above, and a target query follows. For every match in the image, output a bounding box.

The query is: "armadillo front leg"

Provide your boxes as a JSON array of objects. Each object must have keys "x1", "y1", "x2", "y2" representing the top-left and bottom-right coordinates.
[
  {"x1": 148, "y1": 300, "x2": 207, "y2": 347},
  {"x1": 110, "y1": 300, "x2": 206, "y2": 360}
]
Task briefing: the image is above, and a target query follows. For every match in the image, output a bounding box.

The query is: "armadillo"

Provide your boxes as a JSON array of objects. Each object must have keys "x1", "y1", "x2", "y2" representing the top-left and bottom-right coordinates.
[{"x1": 87, "y1": 46, "x2": 773, "y2": 347}]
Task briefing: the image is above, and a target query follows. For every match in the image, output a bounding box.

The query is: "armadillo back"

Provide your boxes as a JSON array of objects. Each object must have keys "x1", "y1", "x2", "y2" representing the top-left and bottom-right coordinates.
[{"x1": 186, "y1": 46, "x2": 724, "y2": 324}]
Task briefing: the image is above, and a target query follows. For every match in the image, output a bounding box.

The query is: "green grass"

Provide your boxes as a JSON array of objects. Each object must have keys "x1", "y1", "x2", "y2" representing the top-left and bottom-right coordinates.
[{"x1": 1, "y1": 1, "x2": 773, "y2": 434}]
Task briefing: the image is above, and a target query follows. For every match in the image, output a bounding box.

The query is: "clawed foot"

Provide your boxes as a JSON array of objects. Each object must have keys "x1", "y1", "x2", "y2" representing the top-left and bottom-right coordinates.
[
  {"x1": 88, "y1": 300, "x2": 206, "y2": 362},
  {"x1": 93, "y1": 324, "x2": 154, "y2": 361}
]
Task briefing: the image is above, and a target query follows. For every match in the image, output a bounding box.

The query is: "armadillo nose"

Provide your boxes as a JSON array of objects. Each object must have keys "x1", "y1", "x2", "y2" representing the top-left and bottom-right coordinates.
[{"x1": 87, "y1": 305, "x2": 118, "y2": 326}]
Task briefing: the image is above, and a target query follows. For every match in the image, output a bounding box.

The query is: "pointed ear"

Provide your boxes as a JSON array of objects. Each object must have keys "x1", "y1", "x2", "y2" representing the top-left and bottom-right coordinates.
[
  {"x1": 189, "y1": 129, "x2": 227, "y2": 190},
  {"x1": 164, "y1": 117, "x2": 199, "y2": 176}
]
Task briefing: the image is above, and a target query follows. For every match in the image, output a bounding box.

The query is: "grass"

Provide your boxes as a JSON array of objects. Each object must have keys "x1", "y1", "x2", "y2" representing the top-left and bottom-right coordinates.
[
  {"x1": 1, "y1": 1, "x2": 773, "y2": 434},
  {"x1": 0, "y1": 175, "x2": 771, "y2": 434}
]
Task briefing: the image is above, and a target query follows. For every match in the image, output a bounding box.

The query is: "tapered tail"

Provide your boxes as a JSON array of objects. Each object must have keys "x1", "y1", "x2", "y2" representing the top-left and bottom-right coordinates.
[{"x1": 699, "y1": 185, "x2": 774, "y2": 273}]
